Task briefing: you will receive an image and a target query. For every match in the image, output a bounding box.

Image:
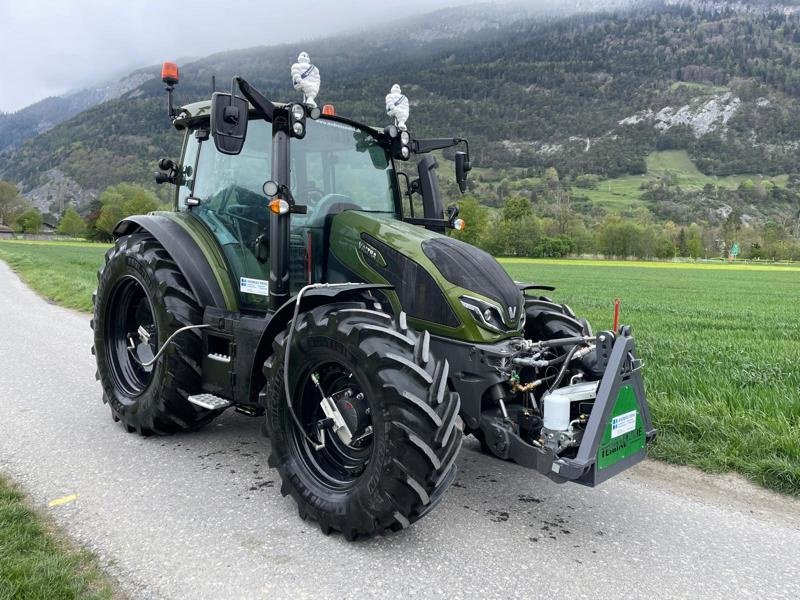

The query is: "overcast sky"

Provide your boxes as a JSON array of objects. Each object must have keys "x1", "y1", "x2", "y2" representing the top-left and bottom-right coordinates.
[{"x1": 0, "y1": 0, "x2": 495, "y2": 113}]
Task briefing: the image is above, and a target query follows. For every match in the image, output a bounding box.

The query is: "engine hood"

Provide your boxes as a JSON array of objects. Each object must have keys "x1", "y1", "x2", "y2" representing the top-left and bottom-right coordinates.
[{"x1": 328, "y1": 211, "x2": 524, "y2": 342}]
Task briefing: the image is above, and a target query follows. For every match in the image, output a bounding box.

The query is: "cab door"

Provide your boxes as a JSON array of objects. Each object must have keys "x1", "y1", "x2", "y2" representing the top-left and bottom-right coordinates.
[{"x1": 186, "y1": 120, "x2": 273, "y2": 310}]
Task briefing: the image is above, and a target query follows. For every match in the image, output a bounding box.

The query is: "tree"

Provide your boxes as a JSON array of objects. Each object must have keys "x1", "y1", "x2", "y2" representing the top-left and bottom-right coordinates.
[
  {"x1": 57, "y1": 206, "x2": 87, "y2": 237},
  {"x1": 654, "y1": 236, "x2": 676, "y2": 259},
  {"x1": 677, "y1": 227, "x2": 688, "y2": 256},
  {"x1": 14, "y1": 208, "x2": 43, "y2": 234},
  {"x1": 502, "y1": 196, "x2": 532, "y2": 222},
  {"x1": 96, "y1": 183, "x2": 160, "y2": 236},
  {"x1": 0, "y1": 180, "x2": 26, "y2": 226},
  {"x1": 122, "y1": 189, "x2": 159, "y2": 217},
  {"x1": 596, "y1": 215, "x2": 641, "y2": 258},
  {"x1": 97, "y1": 203, "x2": 124, "y2": 236},
  {"x1": 452, "y1": 195, "x2": 488, "y2": 248}
]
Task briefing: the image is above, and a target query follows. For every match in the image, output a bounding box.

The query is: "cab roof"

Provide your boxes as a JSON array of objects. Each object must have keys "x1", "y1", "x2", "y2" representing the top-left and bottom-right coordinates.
[{"x1": 174, "y1": 99, "x2": 382, "y2": 136}]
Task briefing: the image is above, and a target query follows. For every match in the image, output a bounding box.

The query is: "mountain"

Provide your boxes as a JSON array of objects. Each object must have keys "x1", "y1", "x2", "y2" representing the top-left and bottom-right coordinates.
[
  {"x1": 0, "y1": 67, "x2": 159, "y2": 153},
  {"x1": 3, "y1": 0, "x2": 800, "y2": 226}
]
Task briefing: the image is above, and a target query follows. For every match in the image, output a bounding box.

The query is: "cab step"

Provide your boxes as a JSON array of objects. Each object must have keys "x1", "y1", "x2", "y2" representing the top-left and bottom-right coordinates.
[
  {"x1": 187, "y1": 393, "x2": 232, "y2": 411},
  {"x1": 207, "y1": 352, "x2": 231, "y2": 363}
]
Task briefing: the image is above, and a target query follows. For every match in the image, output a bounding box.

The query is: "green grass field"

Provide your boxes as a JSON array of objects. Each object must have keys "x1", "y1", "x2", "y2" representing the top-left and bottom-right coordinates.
[
  {"x1": 1, "y1": 240, "x2": 798, "y2": 496},
  {"x1": 0, "y1": 240, "x2": 109, "y2": 312},
  {"x1": 0, "y1": 474, "x2": 113, "y2": 599}
]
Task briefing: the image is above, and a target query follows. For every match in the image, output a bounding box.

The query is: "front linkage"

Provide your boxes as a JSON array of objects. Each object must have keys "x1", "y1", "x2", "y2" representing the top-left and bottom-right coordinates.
[
  {"x1": 496, "y1": 329, "x2": 653, "y2": 485},
  {"x1": 435, "y1": 319, "x2": 655, "y2": 487}
]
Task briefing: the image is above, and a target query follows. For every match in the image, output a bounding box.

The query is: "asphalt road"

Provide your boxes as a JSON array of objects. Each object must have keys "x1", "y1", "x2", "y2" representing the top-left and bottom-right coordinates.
[{"x1": 0, "y1": 260, "x2": 798, "y2": 600}]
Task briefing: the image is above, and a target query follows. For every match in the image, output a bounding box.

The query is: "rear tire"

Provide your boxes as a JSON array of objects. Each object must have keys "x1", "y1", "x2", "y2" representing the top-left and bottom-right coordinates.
[
  {"x1": 92, "y1": 233, "x2": 220, "y2": 435},
  {"x1": 263, "y1": 303, "x2": 462, "y2": 539}
]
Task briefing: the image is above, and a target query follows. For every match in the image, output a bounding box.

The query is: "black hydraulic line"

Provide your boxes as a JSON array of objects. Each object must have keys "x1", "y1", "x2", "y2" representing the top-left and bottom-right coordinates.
[
  {"x1": 538, "y1": 336, "x2": 594, "y2": 348},
  {"x1": 545, "y1": 344, "x2": 579, "y2": 396}
]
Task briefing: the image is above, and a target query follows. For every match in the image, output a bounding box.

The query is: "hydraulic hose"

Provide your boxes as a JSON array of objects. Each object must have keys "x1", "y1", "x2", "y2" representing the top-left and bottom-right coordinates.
[
  {"x1": 283, "y1": 283, "x2": 360, "y2": 450},
  {"x1": 129, "y1": 324, "x2": 210, "y2": 368},
  {"x1": 544, "y1": 344, "x2": 580, "y2": 396}
]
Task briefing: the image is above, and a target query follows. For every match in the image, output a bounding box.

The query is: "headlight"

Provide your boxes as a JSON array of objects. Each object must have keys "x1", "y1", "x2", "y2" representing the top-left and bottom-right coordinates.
[
  {"x1": 292, "y1": 122, "x2": 305, "y2": 136},
  {"x1": 400, "y1": 146, "x2": 410, "y2": 159},
  {"x1": 459, "y1": 295, "x2": 509, "y2": 333},
  {"x1": 400, "y1": 130, "x2": 410, "y2": 145},
  {"x1": 291, "y1": 104, "x2": 305, "y2": 121}
]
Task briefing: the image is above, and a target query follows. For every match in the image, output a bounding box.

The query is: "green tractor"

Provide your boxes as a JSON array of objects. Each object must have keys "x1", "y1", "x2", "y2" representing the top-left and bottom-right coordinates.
[{"x1": 92, "y1": 59, "x2": 655, "y2": 539}]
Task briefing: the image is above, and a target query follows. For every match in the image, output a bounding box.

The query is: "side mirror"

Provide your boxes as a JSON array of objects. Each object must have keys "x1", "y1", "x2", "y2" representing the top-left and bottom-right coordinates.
[
  {"x1": 211, "y1": 92, "x2": 248, "y2": 155},
  {"x1": 455, "y1": 151, "x2": 471, "y2": 193}
]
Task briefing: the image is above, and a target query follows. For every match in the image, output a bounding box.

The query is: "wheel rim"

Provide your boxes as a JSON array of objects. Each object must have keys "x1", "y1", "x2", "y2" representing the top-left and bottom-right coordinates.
[
  {"x1": 104, "y1": 276, "x2": 158, "y2": 397},
  {"x1": 292, "y1": 361, "x2": 374, "y2": 490}
]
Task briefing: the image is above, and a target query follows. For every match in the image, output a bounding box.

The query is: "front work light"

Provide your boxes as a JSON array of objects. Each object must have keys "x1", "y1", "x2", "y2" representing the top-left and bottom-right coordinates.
[
  {"x1": 289, "y1": 103, "x2": 306, "y2": 139},
  {"x1": 291, "y1": 103, "x2": 305, "y2": 121}
]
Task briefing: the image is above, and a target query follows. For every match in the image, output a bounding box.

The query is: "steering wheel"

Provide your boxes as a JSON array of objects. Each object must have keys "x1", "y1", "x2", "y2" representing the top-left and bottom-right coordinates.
[{"x1": 306, "y1": 186, "x2": 325, "y2": 205}]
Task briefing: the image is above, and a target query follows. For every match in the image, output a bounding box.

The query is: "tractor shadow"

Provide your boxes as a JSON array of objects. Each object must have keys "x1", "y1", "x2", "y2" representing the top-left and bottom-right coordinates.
[{"x1": 139, "y1": 409, "x2": 613, "y2": 550}]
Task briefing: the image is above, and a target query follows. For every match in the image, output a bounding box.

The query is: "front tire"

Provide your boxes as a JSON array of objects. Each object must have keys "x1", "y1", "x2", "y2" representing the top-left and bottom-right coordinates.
[
  {"x1": 92, "y1": 233, "x2": 220, "y2": 435},
  {"x1": 263, "y1": 303, "x2": 462, "y2": 539}
]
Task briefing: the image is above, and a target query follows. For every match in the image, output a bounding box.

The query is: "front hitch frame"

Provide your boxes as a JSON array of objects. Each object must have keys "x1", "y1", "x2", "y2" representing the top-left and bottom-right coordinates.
[{"x1": 488, "y1": 329, "x2": 656, "y2": 486}]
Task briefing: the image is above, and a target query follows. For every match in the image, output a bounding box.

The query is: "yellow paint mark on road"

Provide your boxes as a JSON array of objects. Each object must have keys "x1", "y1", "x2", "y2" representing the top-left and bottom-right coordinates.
[{"x1": 48, "y1": 494, "x2": 78, "y2": 507}]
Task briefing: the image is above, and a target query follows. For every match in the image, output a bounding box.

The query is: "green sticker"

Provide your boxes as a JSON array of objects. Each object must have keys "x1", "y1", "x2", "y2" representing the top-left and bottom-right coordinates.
[{"x1": 597, "y1": 384, "x2": 645, "y2": 470}]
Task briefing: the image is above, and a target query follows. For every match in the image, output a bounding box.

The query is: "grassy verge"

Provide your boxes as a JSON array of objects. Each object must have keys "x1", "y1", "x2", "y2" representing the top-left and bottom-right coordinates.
[
  {"x1": 0, "y1": 240, "x2": 109, "y2": 312},
  {"x1": 0, "y1": 474, "x2": 114, "y2": 599},
  {"x1": 0, "y1": 240, "x2": 797, "y2": 495}
]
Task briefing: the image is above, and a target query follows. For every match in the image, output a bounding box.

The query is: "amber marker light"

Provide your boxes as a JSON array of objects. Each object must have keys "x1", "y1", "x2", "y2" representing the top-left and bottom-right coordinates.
[
  {"x1": 161, "y1": 61, "x2": 179, "y2": 86},
  {"x1": 269, "y1": 199, "x2": 290, "y2": 215}
]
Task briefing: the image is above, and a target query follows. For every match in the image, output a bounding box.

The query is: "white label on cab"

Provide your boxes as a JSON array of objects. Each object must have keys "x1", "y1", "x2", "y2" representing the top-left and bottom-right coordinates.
[
  {"x1": 611, "y1": 410, "x2": 637, "y2": 438},
  {"x1": 240, "y1": 277, "x2": 269, "y2": 297}
]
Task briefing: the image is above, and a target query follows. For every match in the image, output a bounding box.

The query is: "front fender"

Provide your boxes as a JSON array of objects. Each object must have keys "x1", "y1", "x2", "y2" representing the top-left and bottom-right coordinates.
[{"x1": 248, "y1": 283, "x2": 394, "y2": 401}]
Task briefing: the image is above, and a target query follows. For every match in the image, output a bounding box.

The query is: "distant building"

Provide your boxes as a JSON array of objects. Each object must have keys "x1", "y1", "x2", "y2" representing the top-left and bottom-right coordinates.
[
  {"x1": 0, "y1": 224, "x2": 14, "y2": 238},
  {"x1": 41, "y1": 216, "x2": 58, "y2": 234}
]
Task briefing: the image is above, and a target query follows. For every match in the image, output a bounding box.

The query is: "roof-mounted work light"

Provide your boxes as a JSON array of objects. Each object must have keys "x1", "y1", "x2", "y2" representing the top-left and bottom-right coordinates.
[
  {"x1": 289, "y1": 103, "x2": 307, "y2": 139},
  {"x1": 384, "y1": 125, "x2": 412, "y2": 161}
]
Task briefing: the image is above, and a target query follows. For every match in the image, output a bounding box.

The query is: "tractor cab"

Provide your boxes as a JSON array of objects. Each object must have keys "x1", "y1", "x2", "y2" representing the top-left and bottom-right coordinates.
[
  {"x1": 163, "y1": 65, "x2": 470, "y2": 315},
  {"x1": 174, "y1": 106, "x2": 403, "y2": 311}
]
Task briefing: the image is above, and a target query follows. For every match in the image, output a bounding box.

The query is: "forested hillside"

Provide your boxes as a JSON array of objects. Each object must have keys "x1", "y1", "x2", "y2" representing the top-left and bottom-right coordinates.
[{"x1": 2, "y1": 0, "x2": 800, "y2": 249}]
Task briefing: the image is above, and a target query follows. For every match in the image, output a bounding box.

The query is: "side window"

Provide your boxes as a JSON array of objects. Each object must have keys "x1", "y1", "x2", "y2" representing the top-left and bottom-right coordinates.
[
  {"x1": 192, "y1": 120, "x2": 273, "y2": 309},
  {"x1": 194, "y1": 120, "x2": 272, "y2": 200}
]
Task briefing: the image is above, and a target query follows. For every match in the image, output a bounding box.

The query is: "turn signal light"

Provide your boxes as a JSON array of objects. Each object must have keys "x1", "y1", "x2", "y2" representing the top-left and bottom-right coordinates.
[
  {"x1": 161, "y1": 61, "x2": 179, "y2": 86},
  {"x1": 269, "y1": 198, "x2": 290, "y2": 215},
  {"x1": 453, "y1": 218, "x2": 466, "y2": 231},
  {"x1": 322, "y1": 104, "x2": 335, "y2": 116}
]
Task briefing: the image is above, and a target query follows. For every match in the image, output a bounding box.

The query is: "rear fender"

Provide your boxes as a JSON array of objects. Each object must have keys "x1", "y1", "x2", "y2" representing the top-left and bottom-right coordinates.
[{"x1": 114, "y1": 215, "x2": 230, "y2": 310}]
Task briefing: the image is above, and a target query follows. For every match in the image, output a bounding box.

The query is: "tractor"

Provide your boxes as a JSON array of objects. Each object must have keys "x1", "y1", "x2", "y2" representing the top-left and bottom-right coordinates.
[{"x1": 91, "y1": 58, "x2": 655, "y2": 539}]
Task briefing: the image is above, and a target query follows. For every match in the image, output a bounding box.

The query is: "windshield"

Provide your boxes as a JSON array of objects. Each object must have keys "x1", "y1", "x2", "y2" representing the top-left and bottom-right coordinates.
[{"x1": 290, "y1": 118, "x2": 397, "y2": 224}]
